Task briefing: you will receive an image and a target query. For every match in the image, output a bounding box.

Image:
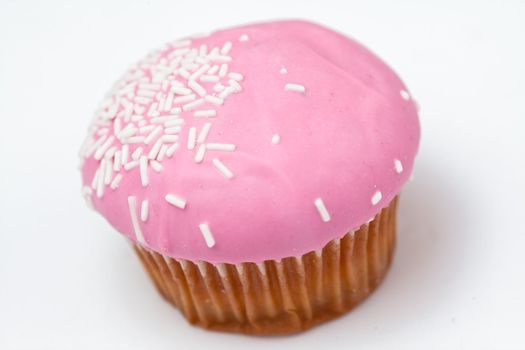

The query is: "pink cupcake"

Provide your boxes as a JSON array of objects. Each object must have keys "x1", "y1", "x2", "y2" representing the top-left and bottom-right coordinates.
[{"x1": 79, "y1": 20, "x2": 420, "y2": 334}]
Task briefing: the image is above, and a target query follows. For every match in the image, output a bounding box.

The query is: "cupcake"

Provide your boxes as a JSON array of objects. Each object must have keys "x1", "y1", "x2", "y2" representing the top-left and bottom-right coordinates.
[{"x1": 79, "y1": 20, "x2": 420, "y2": 335}]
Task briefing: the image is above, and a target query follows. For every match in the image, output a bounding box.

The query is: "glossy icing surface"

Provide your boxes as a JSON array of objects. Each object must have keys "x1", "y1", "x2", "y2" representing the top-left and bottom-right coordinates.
[{"x1": 80, "y1": 20, "x2": 420, "y2": 263}]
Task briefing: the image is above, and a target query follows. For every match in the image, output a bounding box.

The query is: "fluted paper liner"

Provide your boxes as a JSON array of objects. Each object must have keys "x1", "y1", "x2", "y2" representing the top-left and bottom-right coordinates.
[{"x1": 134, "y1": 197, "x2": 397, "y2": 335}]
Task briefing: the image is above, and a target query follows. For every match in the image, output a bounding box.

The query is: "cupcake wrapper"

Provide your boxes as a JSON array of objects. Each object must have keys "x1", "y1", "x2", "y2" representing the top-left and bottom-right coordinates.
[{"x1": 134, "y1": 197, "x2": 397, "y2": 335}]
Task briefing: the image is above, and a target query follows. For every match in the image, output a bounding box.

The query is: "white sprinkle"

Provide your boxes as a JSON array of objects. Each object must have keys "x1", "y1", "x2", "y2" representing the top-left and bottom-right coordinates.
[
  {"x1": 127, "y1": 136, "x2": 146, "y2": 143},
  {"x1": 193, "y1": 110, "x2": 216, "y2": 118},
  {"x1": 200, "y1": 75, "x2": 219, "y2": 83},
  {"x1": 220, "y1": 41, "x2": 232, "y2": 55},
  {"x1": 113, "y1": 117, "x2": 122, "y2": 135},
  {"x1": 163, "y1": 93, "x2": 174, "y2": 111},
  {"x1": 150, "y1": 115, "x2": 177, "y2": 124},
  {"x1": 182, "y1": 98, "x2": 204, "y2": 111},
  {"x1": 194, "y1": 144, "x2": 206, "y2": 163},
  {"x1": 120, "y1": 97, "x2": 133, "y2": 107},
  {"x1": 199, "y1": 223, "x2": 216, "y2": 248},
  {"x1": 239, "y1": 34, "x2": 249, "y2": 42},
  {"x1": 394, "y1": 159, "x2": 404, "y2": 173},
  {"x1": 206, "y1": 143, "x2": 236, "y2": 151},
  {"x1": 124, "y1": 160, "x2": 139, "y2": 171},
  {"x1": 113, "y1": 151, "x2": 122, "y2": 171},
  {"x1": 131, "y1": 115, "x2": 143, "y2": 122},
  {"x1": 165, "y1": 194, "x2": 186, "y2": 209},
  {"x1": 164, "y1": 126, "x2": 182, "y2": 134},
  {"x1": 137, "y1": 89, "x2": 156, "y2": 98},
  {"x1": 213, "y1": 83, "x2": 225, "y2": 93},
  {"x1": 188, "y1": 79, "x2": 206, "y2": 96},
  {"x1": 104, "y1": 146, "x2": 116, "y2": 159},
  {"x1": 117, "y1": 124, "x2": 137, "y2": 139},
  {"x1": 123, "y1": 105, "x2": 133, "y2": 119},
  {"x1": 207, "y1": 65, "x2": 219, "y2": 74},
  {"x1": 161, "y1": 79, "x2": 170, "y2": 90},
  {"x1": 139, "y1": 83, "x2": 161, "y2": 90},
  {"x1": 182, "y1": 62, "x2": 199, "y2": 71},
  {"x1": 157, "y1": 145, "x2": 169, "y2": 161},
  {"x1": 131, "y1": 147, "x2": 143, "y2": 160},
  {"x1": 121, "y1": 145, "x2": 129, "y2": 165},
  {"x1": 157, "y1": 94, "x2": 166, "y2": 112},
  {"x1": 96, "y1": 159, "x2": 106, "y2": 198},
  {"x1": 280, "y1": 67, "x2": 288, "y2": 74},
  {"x1": 133, "y1": 104, "x2": 145, "y2": 115},
  {"x1": 171, "y1": 86, "x2": 193, "y2": 95},
  {"x1": 140, "y1": 200, "x2": 149, "y2": 222},
  {"x1": 194, "y1": 56, "x2": 208, "y2": 65},
  {"x1": 178, "y1": 68, "x2": 191, "y2": 79},
  {"x1": 110, "y1": 173, "x2": 122, "y2": 189},
  {"x1": 285, "y1": 83, "x2": 306, "y2": 93},
  {"x1": 204, "y1": 95, "x2": 224, "y2": 105},
  {"x1": 161, "y1": 134, "x2": 179, "y2": 143},
  {"x1": 127, "y1": 196, "x2": 146, "y2": 244},
  {"x1": 151, "y1": 98, "x2": 162, "y2": 115},
  {"x1": 271, "y1": 134, "x2": 281, "y2": 145},
  {"x1": 400, "y1": 90, "x2": 410, "y2": 100},
  {"x1": 139, "y1": 156, "x2": 148, "y2": 186},
  {"x1": 228, "y1": 79, "x2": 242, "y2": 92},
  {"x1": 147, "y1": 102, "x2": 160, "y2": 117},
  {"x1": 91, "y1": 169, "x2": 99, "y2": 189},
  {"x1": 372, "y1": 191, "x2": 382, "y2": 205},
  {"x1": 94, "y1": 136, "x2": 114, "y2": 160},
  {"x1": 134, "y1": 96, "x2": 152, "y2": 105},
  {"x1": 164, "y1": 118, "x2": 184, "y2": 127},
  {"x1": 173, "y1": 94, "x2": 196, "y2": 104},
  {"x1": 314, "y1": 198, "x2": 331, "y2": 222},
  {"x1": 150, "y1": 160, "x2": 163, "y2": 172},
  {"x1": 212, "y1": 158, "x2": 234, "y2": 179},
  {"x1": 139, "y1": 125, "x2": 156, "y2": 134},
  {"x1": 228, "y1": 72, "x2": 243, "y2": 81},
  {"x1": 187, "y1": 127, "x2": 196, "y2": 150},
  {"x1": 166, "y1": 143, "x2": 179, "y2": 157},
  {"x1": 209, "y1": 55, "x2": 231, "y2": 63},
  {"x1": 189, "y1": 63, "x2": 210, "y2": 81},
  {"x1": 219, "y1": 64, "x2": 228, "y2": 77},
  {"x1": 218, "y1": 86, "x2": 235, "y2": 99},
  {"x1": 209, "y1": 47, "x2": 219, "y2": 57},
  {"x1": 104, "y1": 161, "x2": 113, "y2": 185},
  {"x1": 144, "y1": 126, "x2": 162, "y2": 144},
  {"x1": 197, "y1": 123, "x2": 211, "y2": 144},
  {"x1": 148, "y1": 139, "x2": 163, "y2": 159}
]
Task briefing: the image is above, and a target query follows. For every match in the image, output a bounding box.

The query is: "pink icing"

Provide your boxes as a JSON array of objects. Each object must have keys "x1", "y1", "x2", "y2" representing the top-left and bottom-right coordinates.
[{"x1": 80, "y1": 20, "x2": 420, "y2": 264}]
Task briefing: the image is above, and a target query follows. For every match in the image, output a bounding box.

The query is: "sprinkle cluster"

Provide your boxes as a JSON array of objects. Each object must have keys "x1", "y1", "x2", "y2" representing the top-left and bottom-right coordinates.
[
  {"x1": 79, "y1": 38, "x2": 245, "y2": 198},
  {"x1": 79, "y1": 37, "x2": 249, "y2": 245}
]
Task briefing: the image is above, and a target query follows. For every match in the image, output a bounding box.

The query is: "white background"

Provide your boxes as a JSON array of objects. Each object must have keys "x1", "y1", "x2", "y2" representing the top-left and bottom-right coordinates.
[{"x1": 1, "y1": 0, "x2": 524, "y2": 349}]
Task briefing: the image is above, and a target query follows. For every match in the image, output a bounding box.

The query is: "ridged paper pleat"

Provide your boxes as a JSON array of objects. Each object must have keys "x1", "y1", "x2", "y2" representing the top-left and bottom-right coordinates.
[{"x1": 134, "y1": 197, "x2": 398, "y2": 335}]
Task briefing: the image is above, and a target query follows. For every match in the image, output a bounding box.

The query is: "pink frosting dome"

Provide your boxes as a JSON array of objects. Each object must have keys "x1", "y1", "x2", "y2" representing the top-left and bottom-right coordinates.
[{"x1": 79, "y1": 20, "x2": 420, "y2": 264}]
